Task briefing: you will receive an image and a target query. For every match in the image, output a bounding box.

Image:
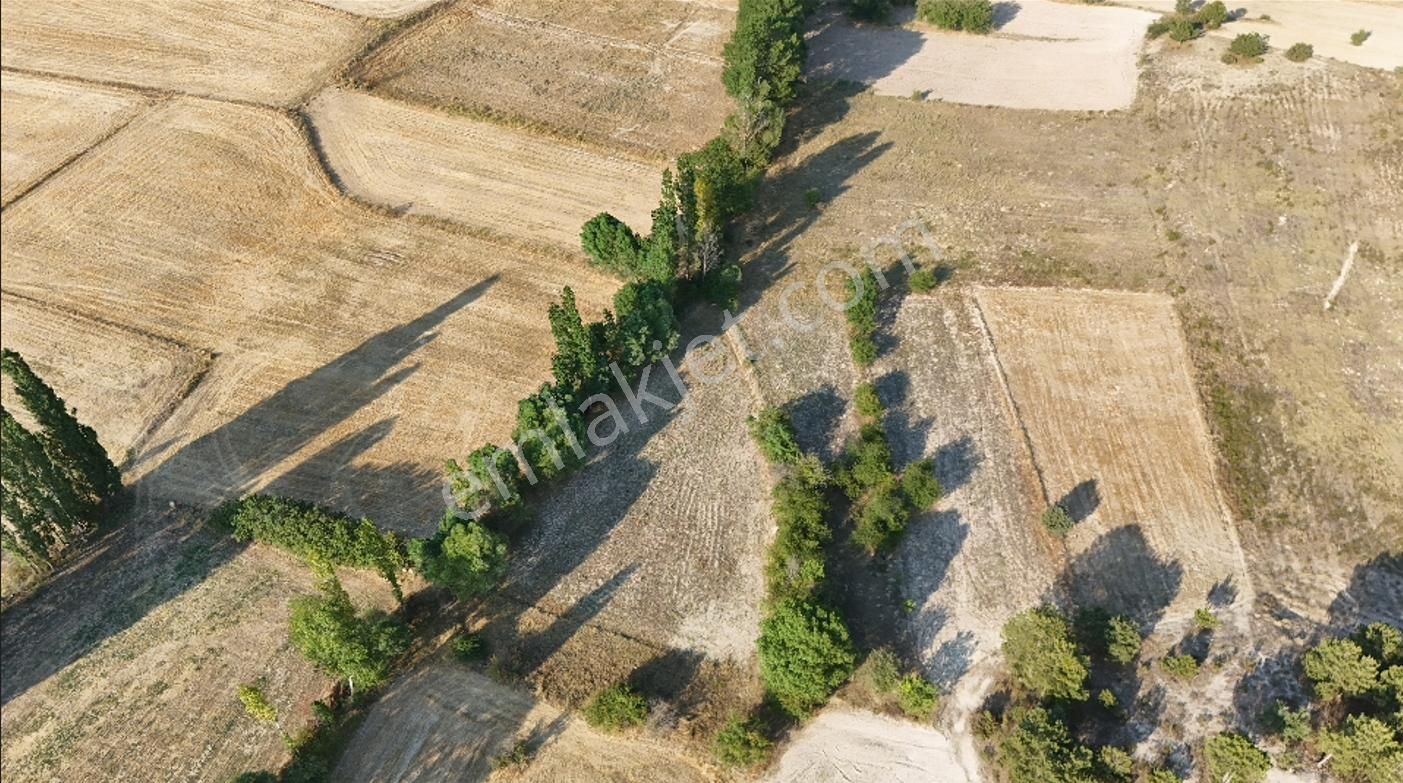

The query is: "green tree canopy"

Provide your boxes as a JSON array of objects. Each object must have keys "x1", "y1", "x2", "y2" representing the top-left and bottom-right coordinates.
[
  {"x1": 1001, "y1": 607, "x2": 1090, "y2": 701},
  {"x1": 409, "y1": 513, "x2": 508, "y2": 600},
  {"x1": 288, "y1": 568, "x2": 409, "y2": 694},
  {"x1": 998, "y1": 706, "x2": 1095, "y2": 783},
  {"x1": 1305, "y1": 638, "x2": 1380, "y2": 700},
  {"x1": 758, "y1": 598, "x2": 857, "y2": 717}
]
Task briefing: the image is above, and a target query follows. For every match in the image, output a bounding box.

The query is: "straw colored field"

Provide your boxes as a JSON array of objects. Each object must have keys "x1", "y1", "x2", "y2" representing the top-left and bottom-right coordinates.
[
  {"x1": 0, "y1": 293, "x2": 209, "y2": 464},
  {"x1": 1125, "y1": 0, "x2": 1403, "y2": 71},
  {"x1": 0, "y1": 97, "x2": 618, "y2": 533},
  {"x1": 0, "y1": 0, "x2": 373, "y2": 106},
  {"x1": 806, "y1": 0, "x2": 1157, "y2": 111},
  {"x1": 351, "y1": 0, "x2": 734, "y2": 157},
  {"x1": 0, "y1": 508, "x2": 398, "y2": 781},
  {"x1": 974, "y1": 287, "x2": 1251, "y2": 623},
  {"x1": 0, "y1": 72, "x2": 146, "y2": 205},
  {"x1": 309, "y1": 0, "x2": 439, "y2": 18},
  {"x1": 336, "y1": 657, "x2": 714, "y2": 782},
  {"x1": 306, "y1": 88, "x2": 662, "y2": 247}
]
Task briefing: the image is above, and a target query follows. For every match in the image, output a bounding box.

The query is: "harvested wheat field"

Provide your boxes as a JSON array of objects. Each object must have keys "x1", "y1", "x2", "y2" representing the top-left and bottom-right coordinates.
[
  {"x1": 502, "y1": 326, "x2": 770, "y2": 664},
  {"x1": 306, "y1": 88, "x2": 663, "y2": 247},
  {"x1": 0, "y1": 97, "x2": 618, "y2": 532},
  {"x1": 1126, "y1": 0, "x2": 1403, "y2": 71},
  {"x1": 0, "y1": 293, "x2": 209, "y2": 464},
  {"x1": 806, "y1": 0, "x2": 1157, "y2": 111},
  {"x1": 335, "y1": 655, "x2": 714, "y2": 783},
  {"x1": 974, "y1": 286, "x2": 1252, "y2": 626},
  {"x1": 0, "y1": 0, "x2": 374, "y2": 106},
  {"x1": 350, "y1": 0, "x2": 734, "y2": 157},
  {"x1": 0, "y1": 71, "x2": 147, "y2": 205},
  {"x1": 767, "y1": 708, "x2": 977, "y2": 783},
  {"x1": 0, "y1": 507, "x2": 398, "y2": 780}
]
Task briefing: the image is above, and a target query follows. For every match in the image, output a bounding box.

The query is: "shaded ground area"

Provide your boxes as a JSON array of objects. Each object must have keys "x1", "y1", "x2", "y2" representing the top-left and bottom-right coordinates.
[{"x1": 0, "y1": 507, "x2": 397, "y2": 780}]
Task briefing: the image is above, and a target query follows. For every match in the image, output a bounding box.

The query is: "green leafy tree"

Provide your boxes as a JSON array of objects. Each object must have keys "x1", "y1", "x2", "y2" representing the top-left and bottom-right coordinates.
[
  {"x1": 580, "y1": 213, "x2": 644, "y2": 278},
  {"x1": 722, "y1": 0, "x2": 808, "y2": 106},
  {"x1": 998, "y1": 707, "x2": 1095, "y2": 783},
  {"x1": 1304, "y1": 638, "x2": 1380, "y2": 700},
  {"x1": 1194, "y1": 0, "x2": 1229, "y2": 29},
  {"x1": 446, "y1": 444, "x2": 521, "y2": 521},
  {"x1": 1042, "y1": 504, "x2": 1075, "y2": 537},
  {"x1": 900, "y1": 459, "x2": 942, "y2": 510},
  {"x1": 549, "y1": 286, "x2": 606, "y2": 396},
  {"x1": 747, "y1": 407, "x2": 803, "y2": 465},
  {"x1": 713, "y1": 716, "x2": 772, "y2": 767},
  {"x1": 583, "y1": 683, "x2": 648, "y2": 732},
  {"x1": 1106, "y1": 615, "x2": 1143, "y2": 664},
  {"x1": 1203, "y1": 732, "x2": 1270, "y2": 783},
  {"x1": 853, "y1": 479, "x2": 909, "y2": 554},
  {"x1": 1001, "y1": 607, "x2": 1090, "y2": 701},
  {"x1": 1, "y1": 406, "x2": 87, "y2": 566},
  {"x1": 844, "y1": 268, "x2": 880, "y2": 366},
  {"x1": 854, "y1": 383, "x2": 884, "y2": 420},
  {"x1": 1, "y1": 348, "x2": 121, "y2": 503},
  {"x1": 836, "y1": 423, "x2": 894, "y2": 500},
  {"x1": 288, "y1": 568, "x2": 409, "y2": 696},
  {"x1": 1228, "y1": 32, "x2": 1269, "y2": 61},
  {"x1": 513, "y1": 383, "x2": 587, "y2": 481},
  {"x1": 898, "y1": 673, "x2": 939, "y2": 719},
  {"x1": 1318, "y1": 715, "x2": 1403, "y2": 783},
  {"x1": 409, "y1": 512, "x2": 508, "y2": 600},
  {"x1": 918, "y1": 0, "x2": 995, "y2": 33},
  {"x1": 758, "y1": 598, "x2": 857, "y2": 717},
  {"x1": 1356, "y1": 622, "x2": 1403, "y2": 666},
  {"x1": 766, "y1": 460, "x2": 831, "y2": 600},
  {"x1": 606, "y1": 281, "x2": 679, "y2": 373}
]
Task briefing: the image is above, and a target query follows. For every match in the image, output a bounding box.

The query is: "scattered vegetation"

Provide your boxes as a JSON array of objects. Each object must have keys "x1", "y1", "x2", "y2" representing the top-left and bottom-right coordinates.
[
  {"x1": 1350, "y1": 29, "x2": 1371, "y2": 46},
  {"x1": 897, "y1": 673, "x2": 940, "y2": 719},
  {"x1": 1162, "y1": 653, "x2": 1201, "y2": 680},
  {"x1": 1041, "y1": 504, "x2": 1075, "y2": 537},
  {"x1": 1285, "y1": 42, "x2": 1314, "y2": 62},
  {"x1": 1146, "y1": 0, "x2": 1231, "y2": 43},
  {"x1": 1203, "y1": 732, "x2": 1270, "y2": 783},
  {"x1": 917, "y1": 0, "x2": 995, "y2": 34},
  {"x1": 583, "y1": 683, "x2": 649, "y2": 732},
  {"x1": 713, "y1": 716, "x2": 773, "y2": 767}
]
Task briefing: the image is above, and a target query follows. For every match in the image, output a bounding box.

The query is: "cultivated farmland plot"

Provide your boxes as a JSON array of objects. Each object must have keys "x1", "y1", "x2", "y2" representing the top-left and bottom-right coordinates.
[
  {"x1": 0, "y1": 0, "x2": 374, "y2": 107},
  {"x1": 806, "y1": 0, "x2": 1158, "y2": 111},
  {"x1": 351, "y1": 0, "x2": 736, "y2": 157},
  {"x1": 0, "y1": 97, "x2": 618, "y2": 533},
  {"x1": 306, "y1": 87, "x2": 663, "y2": 247},
  {"x1": 0, "y1": 72, "x2": 147, "y2": 206}
]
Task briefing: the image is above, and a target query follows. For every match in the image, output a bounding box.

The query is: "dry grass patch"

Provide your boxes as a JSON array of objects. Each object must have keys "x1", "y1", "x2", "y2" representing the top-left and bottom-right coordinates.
[
  {"x1": 0, "y1": 71, "x2": 147, "y2": 205},
  {"x1": 0, "y1": 507, "x2": 397, "y2": 781},
  {"x1": 350, "y1": 0, "x2": 735, "y2": 157},
  {"x1": 0, "y1": 97, "x2": 618, "y2": 532},
  {"x1": 306, "y1": 88, "x2": 662, "y2": 247},
  {"x1": 0, "y1": 0, "x2": 374, "y2": 106}
]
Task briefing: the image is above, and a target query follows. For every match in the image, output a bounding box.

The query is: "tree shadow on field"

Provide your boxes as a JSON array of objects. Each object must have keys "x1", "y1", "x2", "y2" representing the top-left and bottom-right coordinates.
[
  {"x1": 1326, "y1": 552, "x2": 1403, "y2": 631},
  {"x1": 1056, "y1": 479, "x2": 1101, "y2": 524},
  {"x1": 993, "y1": 2, "x2": 1021, "y2": 30},
  {"x1": 783, "y1": 384, "x2": 846, "y2": 463},
  {"x1": 932, "y1": 435, "x2": 981, "y2": 495},
  {"x1": 1051, "y1": 524, "x2": 1183, "y2": 630},
  {"x1": 0, "y1": 281, "x2": 494, "y2": 707},
  {"x1": 897, "y1": 510, "x2": 971, "y2": 650},
  {"x1": 803, "y1": 8, "x2": 926, "y2": 108}
]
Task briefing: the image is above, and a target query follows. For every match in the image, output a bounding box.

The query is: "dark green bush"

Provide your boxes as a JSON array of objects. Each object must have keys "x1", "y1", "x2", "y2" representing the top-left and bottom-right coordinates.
[
  {"x1": 766, "y1": 462, "x2": 831, "y2": 600},
  {"x1": 748, "y1": 407, "x2": 804, "y2": 465},
  {"x1": 580, "y1": 213, "x2": 644, "y2": 278},
  {"x1": 853, "y1": 480, "x2": 910, "y2": 554},
  {"x1": 216, "y1": 494, "x2": 405, "y2": 597},
  {"x1": 900, "y1": 459, "x2": 942, "y2": 510},
  {"x1": 999, "y1": 707, "x2": 1095, "y2": 783},
  {"x1": 1229, "y1": 32, "x2": 1269, "y2": 59},
  {"x1": 713, "y1": 717, "x2": 773, "y2": 767},
  {"x1": 452, "y1": 632, "x2": 488, "y2": 663},
  {"x1": 1041, "y1": 504, "x2": 1075, "y2": 537},
  {"x1": 918, "y1": 0, "x2": 995, "y2": 33},
  {"x1": 836, "y1": 424, "x2": 894, "y2": 500},
  {"x1": 409, "y1": 512, "x2": 508, "y2": 600},
  {"x1": 909, "y1": 267, "x2": 939, "y2": 293},
  {"x1": 758, "y1": 599, "x2": 857, "y2": 717},
  {"x1": 1194, "y1": 0, "x2": 1228, "y2": 30},
  {"x1": 583, "y1": 684, "x2": 648, "y2": 732},
  {"x1": 1203, "y1": 732, "x2": 1270, "y2": 783},
  {"x1": 844, "y1": 268, "x2": 881, "y2": 366},
  {"x1": 1001, "y1": 607, "x2": 1090, "y2": 701}
]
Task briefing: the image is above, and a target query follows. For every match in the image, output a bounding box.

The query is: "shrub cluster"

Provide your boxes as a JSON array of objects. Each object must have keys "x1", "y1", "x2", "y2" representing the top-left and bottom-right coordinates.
[
  {"x1": 758, "y1": 598, "x2": 858, "y2": 717},
  {"x1": 214, "y1": 494, "x2": 406, "y2": 598},
  {"x1": 836, "y1": 392, "x2": 942, "y2": 554},
  {"x1": 1223, "y1": 32, "x2": 1269, "y2": 64},
  {"x1": 1284, "y1": 42, "x2": 1313, "y2": 62},
  {"x1": 1041, "y1": 504, "x2": 1074, "y2": 537},
  {"x1": 844, "y1": 268, "x2": 881, "y2": 365},
  {"x1": 289, "y1": 567, "x2": 409, "y2": 694},
  {"x1": 583, "y1": 683, "x2": 649, "y2": 732},
  {"x1": 917, "y1": 0, "x2": 995, "y2": 33},
  {"x1": 1145, "y1": 0, "x2": 1230, "y2": 42},
  {"x1": 748, "y1": 407, "x2": 804, "y2": 465},
  {"x1": 713, "y1": 716, "x2": 773, "y2": 767}
]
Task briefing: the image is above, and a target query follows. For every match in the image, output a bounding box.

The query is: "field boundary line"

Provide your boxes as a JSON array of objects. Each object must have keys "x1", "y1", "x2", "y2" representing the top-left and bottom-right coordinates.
[
  {"x1": 489, "y1": 590, "x2": 680, "y2": 660},
  {"x1": 0, "y1": 91, "x2": 157, "y2": 211},
  {"x1": 335, "y1": 0, "x2": 456, "y2": 84},
  {"x1": 967, "y1": 287, "x2": 1052, "y2": 507},
  {"x1": 0, "y1": 65, "x2": 292, "y2": 112},
  {"x1": 468, "y1": 6, "x2": 725, "y2": 68}
]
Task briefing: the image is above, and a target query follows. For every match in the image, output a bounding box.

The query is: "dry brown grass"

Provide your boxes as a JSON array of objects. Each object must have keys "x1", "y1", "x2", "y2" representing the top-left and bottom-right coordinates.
[
  {"x1": 0, "y1": 97, "x2": 619, "y2": 532},
  {"x1": 0, "y1": 507, "x2": 398, "y2": 781},
  {"x1": 349, "y1": 0, "x2": 735, "y2": 158},
  {"x1": 305, "y1": 87, "x2": 663, "y2": 247},
  {"x1": 0, "y1": 72, "x2": 147, "y2": 205},
  {"x1": 0, "y1": 0, "x2": 375, "y2": 106}
]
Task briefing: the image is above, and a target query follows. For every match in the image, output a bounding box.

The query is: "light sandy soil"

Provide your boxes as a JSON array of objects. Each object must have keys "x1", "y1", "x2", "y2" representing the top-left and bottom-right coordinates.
[
  {"x1": 1124, "y1": 0, "x2": 1403, "y2": 71},
  {"x1": 335, "y1": 656, "x2": 715, "y2": 783},
  {"x1": 0, "y1": 0, "x2": 373, "y2": 107},
  {"x1": 0, "y1": 292, "x2": 209, "y2": 464},
  {"x1": 0, "y1": 71, "x2": 147, "y2": 205},
  {"x1": 308, "y1": 0, "x2": 439, "y2": 18},
  {"x1": 806, "y1": 0, "x2": 1158, "y2": 110},
  {"x1": 505, "y1": 324, "x2": 770, "y2": 662},
  {"x1": 0, "y1": 97, "x2": 618, "y2": 533},
  {"x1": 306, "y1": 88, "x2": 663, "y2": 247},
  {"x1": 766, "y1": 707, "x2": 978, "y2": 783},
  {"x1": 350, "y1": 0, "x2": 735, "y2": 157},
  {"x1": 0, "y1": 507, "x2": 398, "y2": 781},
  {"x1": 974, "y1": 286, "x2": 1253, "y2": 628}
]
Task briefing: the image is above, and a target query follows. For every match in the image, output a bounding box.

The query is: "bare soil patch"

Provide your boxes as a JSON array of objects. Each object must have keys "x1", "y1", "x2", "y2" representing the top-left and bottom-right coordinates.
[
  {"x1": 806, "y1": 0, "x2": 1158, "y2": 110},
  {"x1": 335, "y1": 656, "x2": 716, "y2": 783},
  {"x1": 349, "y1": 0, "x2": 735, "y2": 157},
  {"x1": 974, "y1": 286, "x2": 1252, "y2": 626},
  {"x1": 308, "y1": 0, "x2": 439, "y2": 18},
  {"x1": 766, "y1": 707, "x2": 977, "y2": 783},
  {"x1": 0, "y1": 71, "x2": 147, "y2": 205},
  {"x1": 0, "y1": 0, "x2": 374, "y2": 107},
  {"x1": 0, "y1": 507, "x2": 397, "y2": 781},
  {"x1": 306, "y1": 88, "x2": 662, "y2": 247},
  {"x1": 0, "y1": 97, "x2": 618, "y2": 533},
  {"x1": 1126, "y1": 0, "x2": 1403, "y2": 71}
]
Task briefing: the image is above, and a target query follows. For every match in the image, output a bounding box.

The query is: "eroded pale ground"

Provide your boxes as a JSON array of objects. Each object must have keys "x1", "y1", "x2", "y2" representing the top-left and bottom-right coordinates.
[{"x1": 766, "y1": 708, "x2": 979, "y2": 783}]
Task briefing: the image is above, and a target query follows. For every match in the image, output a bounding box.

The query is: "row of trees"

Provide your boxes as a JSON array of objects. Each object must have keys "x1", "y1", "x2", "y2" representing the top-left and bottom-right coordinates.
[
  {"x1": 1, "y1": 349, "x2": 121, "y2": 569},
  {"x1": 837, "y1": 382, "x2": 940, "y2": 553}
]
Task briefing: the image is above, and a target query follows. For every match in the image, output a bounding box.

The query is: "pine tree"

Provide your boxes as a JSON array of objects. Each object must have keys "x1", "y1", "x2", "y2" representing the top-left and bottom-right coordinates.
[
  {"x1": 547, "y1": 287, "x2": 603, "y2": 396},
  {"x1": 1, "y1": 349, "x2": 121, "y2": 503},
  {"x1": 1, "y1": 406, "x2": 88, "y2": 566}
]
